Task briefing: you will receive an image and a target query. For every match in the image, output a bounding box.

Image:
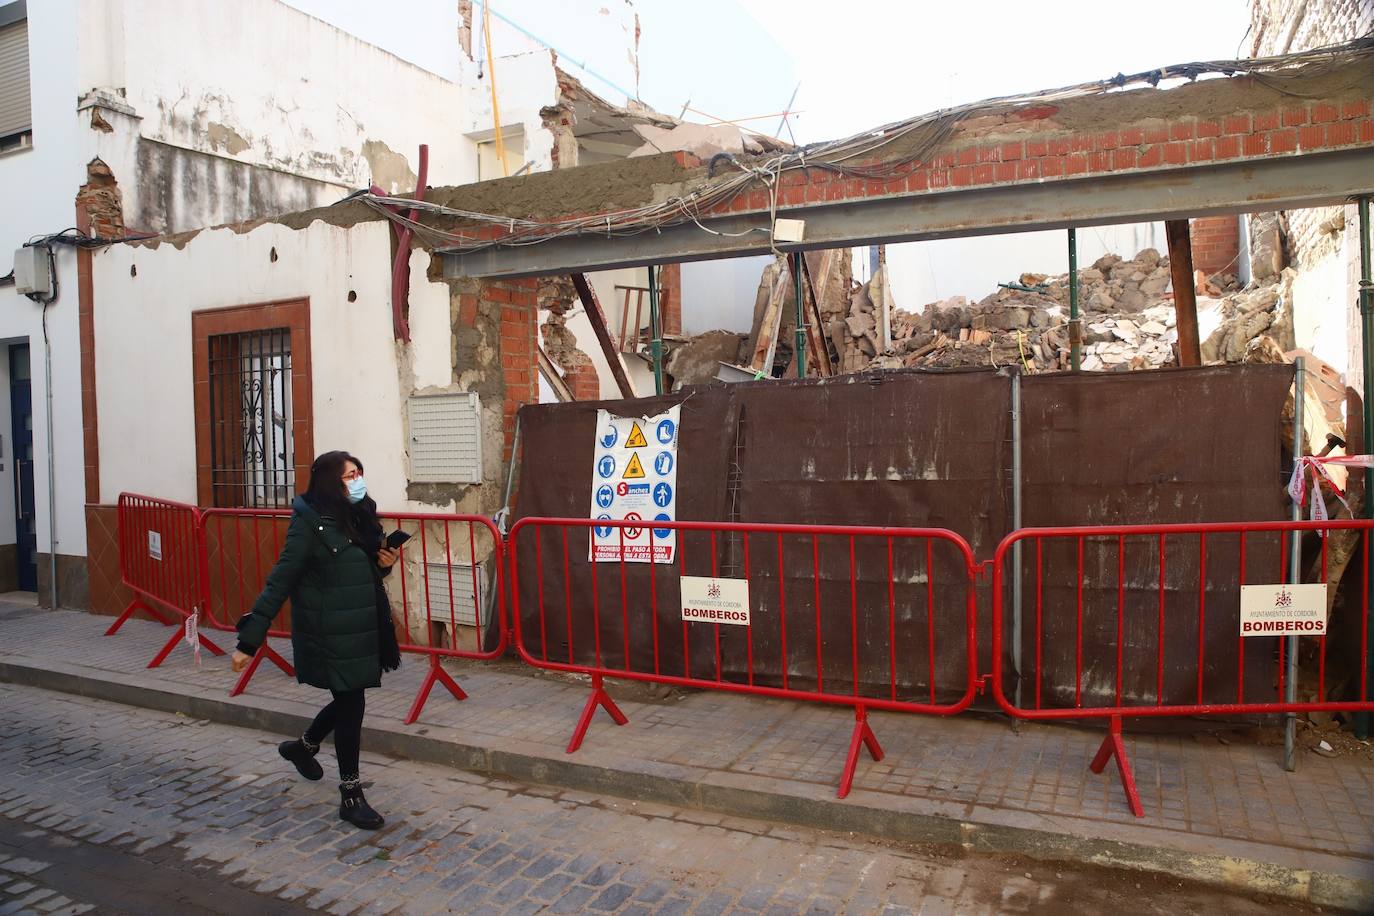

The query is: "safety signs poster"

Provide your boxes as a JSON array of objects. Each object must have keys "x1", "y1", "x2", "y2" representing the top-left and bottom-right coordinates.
[{"x1": 589, "y1": 405, "x2": 679, "y2": 563}]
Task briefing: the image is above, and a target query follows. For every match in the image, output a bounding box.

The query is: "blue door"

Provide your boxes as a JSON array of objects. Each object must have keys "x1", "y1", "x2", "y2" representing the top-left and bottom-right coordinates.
[{"x1": 10, "y1": 344, "x2": 35, "y2": 592}]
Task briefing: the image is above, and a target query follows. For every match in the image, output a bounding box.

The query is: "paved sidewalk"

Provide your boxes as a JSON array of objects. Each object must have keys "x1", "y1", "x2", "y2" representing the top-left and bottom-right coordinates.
[{"x1": 0, "y1": 605, "x2": 1371, "y2": 908}]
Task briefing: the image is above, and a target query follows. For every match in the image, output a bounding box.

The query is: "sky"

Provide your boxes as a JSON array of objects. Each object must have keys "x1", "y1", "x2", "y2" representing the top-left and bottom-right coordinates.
[{"x1": 728, "y1": 0, "x2": 1254, "y2": 145}]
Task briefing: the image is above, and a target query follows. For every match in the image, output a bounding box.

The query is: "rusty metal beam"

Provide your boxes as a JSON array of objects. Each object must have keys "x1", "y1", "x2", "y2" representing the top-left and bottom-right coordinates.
[
  {"x1": 1165, "y1": 220, "x2": 1202, "y2": 367},
  {"x1": 443, "y1": 147, "x2": 1374, "y2": 280},
  {"x1": 570, "y1": 273, "x2": 636, "y2": 399}
]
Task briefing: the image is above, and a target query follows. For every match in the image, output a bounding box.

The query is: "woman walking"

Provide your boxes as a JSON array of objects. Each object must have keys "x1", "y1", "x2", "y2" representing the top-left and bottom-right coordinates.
[{"x1": 230, "y1": 451, "x2": 402, "y2": 830}]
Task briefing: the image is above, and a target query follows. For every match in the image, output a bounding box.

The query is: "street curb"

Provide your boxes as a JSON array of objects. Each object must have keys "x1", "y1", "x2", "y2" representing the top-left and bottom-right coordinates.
[{"x1": 3, "y1": 657, "x2": 1370, "y2": 911}]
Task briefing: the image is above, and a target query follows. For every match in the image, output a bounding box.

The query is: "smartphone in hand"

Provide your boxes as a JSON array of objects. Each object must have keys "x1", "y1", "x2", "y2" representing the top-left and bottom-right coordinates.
[{"x1": 386, "y1": 530, "x2": 413, "y2": 550}]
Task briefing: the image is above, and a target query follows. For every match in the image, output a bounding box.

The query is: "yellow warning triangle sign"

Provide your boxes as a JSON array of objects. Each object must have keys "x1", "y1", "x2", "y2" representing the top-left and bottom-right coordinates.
[
  {"x1": 623, "y1": 452, "x2": 646, "y2": 479},
  {"x1": 625, "y1": 422, "x2": 648, "y2": 449}
]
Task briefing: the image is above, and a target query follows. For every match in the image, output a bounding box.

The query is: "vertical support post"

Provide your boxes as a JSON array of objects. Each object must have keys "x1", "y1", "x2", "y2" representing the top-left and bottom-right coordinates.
[
  {"x1": 1357, "y1": 196, "x2": 1374, "y2": 740},
  {"x1": 648, "y1": 265, "x2": 664, "y2": 396},
  {"x1": 1285, "y1": 356, "x2": 1305, "y2": 772},
  {"x1": 1068, "y1": 230, "x2": 1081, "y2": 371},
  {"x1": 792, "y1": 252, "x2": 806, "y2": 378},
  {"x1": 1011, "y1": 370, "x2": 1023, "y2": 712},
  {"x1": 1165, "y1": 219, "x2": 1203, "y2": 366}
]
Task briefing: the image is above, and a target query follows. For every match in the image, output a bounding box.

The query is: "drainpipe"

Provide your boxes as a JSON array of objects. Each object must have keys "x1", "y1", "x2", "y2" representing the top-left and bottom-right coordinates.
[
  {"x1": 1358, "y1": 196, "x2": 1373, "y2": 739},
  {"x1": 1068, "y1": 229, "x2": 1081, "y2": 371},
  {"x1": 45, "y1": 301, "x2": 57, "y2": 609},
  {"x1": 648, "y1": 266, "x2": 664, "y2": 395},
  {"x1": 1285, "y1": 356, "x2": 1304, "y2": 772}
]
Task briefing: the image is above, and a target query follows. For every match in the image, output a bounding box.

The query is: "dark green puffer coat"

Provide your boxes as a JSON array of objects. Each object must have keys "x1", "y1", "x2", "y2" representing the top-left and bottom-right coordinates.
[{"x1": 236, "y1": 495, "x2": 383, "y2": 692}]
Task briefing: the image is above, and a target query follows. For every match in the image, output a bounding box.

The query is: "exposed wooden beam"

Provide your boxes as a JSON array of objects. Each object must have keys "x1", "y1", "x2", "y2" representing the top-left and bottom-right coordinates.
[
  {"x1": 1165, "y1": 219, "x2": 1202, "y2": 367},
  {"x1": 570, "y1": 273, "x2": 636, "y2": 399}
]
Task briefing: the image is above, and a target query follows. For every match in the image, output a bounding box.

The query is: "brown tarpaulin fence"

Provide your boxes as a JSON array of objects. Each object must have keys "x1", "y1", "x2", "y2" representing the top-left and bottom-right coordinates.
[{"x1": 513, "y1": 364, "x2": 1293, "y2": 707}]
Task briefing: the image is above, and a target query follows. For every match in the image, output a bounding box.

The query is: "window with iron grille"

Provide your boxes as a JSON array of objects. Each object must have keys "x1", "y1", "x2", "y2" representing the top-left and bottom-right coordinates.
[{"x1": 208, "y1": 328, "x2": 295, "y2": 508}]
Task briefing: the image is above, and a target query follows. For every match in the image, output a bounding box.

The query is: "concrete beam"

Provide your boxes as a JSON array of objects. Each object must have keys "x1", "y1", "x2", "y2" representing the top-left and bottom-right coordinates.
[{"x1": 443, "y1": 147, "x2": 1374, "y2": 279}]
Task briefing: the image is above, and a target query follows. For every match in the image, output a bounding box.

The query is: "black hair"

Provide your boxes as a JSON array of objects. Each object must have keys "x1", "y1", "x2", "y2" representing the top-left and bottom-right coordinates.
[{"x1": 304, "y1": 450, "x2": 373, "y2": 542}]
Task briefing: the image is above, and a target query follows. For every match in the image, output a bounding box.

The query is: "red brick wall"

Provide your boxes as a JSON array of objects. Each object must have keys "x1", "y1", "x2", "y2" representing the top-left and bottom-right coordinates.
[
  {"x1": 481, "y1": 278, "x2": 539, "y2": 460},
  {"x1": 1189, "y1": 215, "x2": 1241, "y2": 277},
  {"x1": 702, "y1": 100, "x2": 1373, "y2": 214},
  {"x1": 564, "y1": 354, "x2": 601, "y2": 401}
]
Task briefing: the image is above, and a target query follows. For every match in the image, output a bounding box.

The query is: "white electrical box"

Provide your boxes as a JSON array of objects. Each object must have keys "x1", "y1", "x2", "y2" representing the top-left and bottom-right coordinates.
[
  {"x1": 423, "y1": 563, "x2": 487, "y2": 629},
  {"x1": 407, "y1": 392, "x2": 483, "y2": 484},
  {"x1": 13, "y1": 247, "x2": 52, "y2": 298},
  {"x1": 773, "y1": 219, "x2": 806, "y2": 243}
]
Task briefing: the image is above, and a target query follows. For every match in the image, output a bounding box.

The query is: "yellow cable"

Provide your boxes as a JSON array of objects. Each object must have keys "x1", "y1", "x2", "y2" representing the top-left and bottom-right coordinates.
[{"x1": 482, "y1": 2, "x2": 509, "y2": 177}]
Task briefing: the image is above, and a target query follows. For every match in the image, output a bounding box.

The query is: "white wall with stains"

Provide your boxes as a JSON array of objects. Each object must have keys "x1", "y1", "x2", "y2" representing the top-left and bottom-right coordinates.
[{"x1": 91, "y1": 219, "x2": 456, "y2": 514}]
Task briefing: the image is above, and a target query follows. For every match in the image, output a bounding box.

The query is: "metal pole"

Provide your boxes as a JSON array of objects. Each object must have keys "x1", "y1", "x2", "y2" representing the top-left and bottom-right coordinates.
[
  {"x1": 1284, "y1": 356, "x2": 1304, "y2": 772},
  {"x1": 648, "y1": 265, "x2": 664, "y2": 396},
  {"x1": 1011, "y1": 370, "x2": 1023, "y2": 713},
  {"x1": 45, "y1": 311, "x2": 57, "y2": 610},
  {"x1": 1359, "y1": 196, "x2": 1374, "y2": 740},
  {"x1": 1068, "y1": 229, "x2": 1081, "y2": 371},
  {"x1": 485, "y1": 416, "x2": 520, "y2": 644},
  {"x1": 792, "y1": 252, "x2": 806, "y2": 378}
]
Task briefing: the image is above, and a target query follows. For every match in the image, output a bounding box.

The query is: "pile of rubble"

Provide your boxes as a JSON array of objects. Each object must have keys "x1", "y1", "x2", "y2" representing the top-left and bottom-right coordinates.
[{"x1": 855, "y1": 248, "x2": 1289, "y2": 374}]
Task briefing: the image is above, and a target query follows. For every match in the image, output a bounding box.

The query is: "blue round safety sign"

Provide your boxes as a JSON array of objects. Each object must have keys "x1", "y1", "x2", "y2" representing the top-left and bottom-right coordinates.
[
  {"x1": 594, "y1": 514, "x2": 613, "y2": 538},
  {"x1": 656, "y1": 418, "x2": 676, "y2": 444},
  {"x1": 595, "y1": 485, "x2": 614, "y2": 509},
  {"x1": 597, "y1": 455, "x2": 616, "y2": 479},
  {"x1": 654, "y1": 451, "x2": 674, "y2": 476},
  {"x1": 600, "y1": 425, "x2": 618, "y2": 448},
  {"x1": 653, "y1": 482, "x2": 673, "y2": 508}
]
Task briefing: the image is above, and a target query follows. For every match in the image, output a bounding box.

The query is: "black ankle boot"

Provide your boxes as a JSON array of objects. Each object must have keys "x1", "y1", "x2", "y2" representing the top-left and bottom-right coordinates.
[
  {"x1": 278, "y1": 739, "x2": 323, "y2": 781},
  {"x1": 339, "y1": 783, "x2": 384, "y2": 830}
]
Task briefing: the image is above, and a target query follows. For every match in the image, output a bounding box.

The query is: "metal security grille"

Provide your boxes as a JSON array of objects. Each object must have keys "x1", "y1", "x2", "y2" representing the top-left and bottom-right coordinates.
[{"x1": 208, "y1": 328, "x2": 294, "y2": 508}]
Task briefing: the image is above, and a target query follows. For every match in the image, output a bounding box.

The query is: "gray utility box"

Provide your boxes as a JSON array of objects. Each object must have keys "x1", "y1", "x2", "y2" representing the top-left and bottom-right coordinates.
[{"x1": 13, "y1": 246, "x2": 52, "y2": 298}]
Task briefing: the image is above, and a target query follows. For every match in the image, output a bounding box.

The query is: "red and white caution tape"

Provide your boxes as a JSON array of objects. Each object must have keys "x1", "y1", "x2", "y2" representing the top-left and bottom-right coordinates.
[{"x1": 1288, "y1": 454, "x2": 1374, "y2": 523}]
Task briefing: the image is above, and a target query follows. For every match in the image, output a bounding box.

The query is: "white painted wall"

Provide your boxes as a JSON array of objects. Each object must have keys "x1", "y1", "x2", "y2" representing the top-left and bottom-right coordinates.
[
  {"x1": 92, "y1": 0, "x2": 479, "y2": 196},
  {"x1": 882, "y1": 223, "x2": 1169, "y2": 308},
  {"x1": 1291, "y1": 251, "x2": 1351, "y2": 372},
  {"x1": 681, "y1": 256, "x2": 772, "y2": 335},
  {"x1": 93, "y1": 220, "x2": 457, "y2": 514},
  {"x1": 0, "y1": 0, "x2": 86, "y2": 563}
]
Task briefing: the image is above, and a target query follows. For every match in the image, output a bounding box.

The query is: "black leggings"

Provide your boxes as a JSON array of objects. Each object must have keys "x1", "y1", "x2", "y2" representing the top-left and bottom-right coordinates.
[{"x1": 303, "y1": 689, "x2": 366, "y2": 779}]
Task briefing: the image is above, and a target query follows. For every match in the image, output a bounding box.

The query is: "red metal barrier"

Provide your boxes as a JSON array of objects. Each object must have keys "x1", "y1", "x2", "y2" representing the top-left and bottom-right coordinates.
[
  {"x1": 508, "y1": 516, "x2": 980, "y2": 798},
  {"x1": 991, "y1": 519, "x2": 1374, "y2": 817},
  {"x1": 111, "y1": 494, "x2": 225, "y2": 666},
  {"x1": 199, "y1": 507, "x2": 506, "y2": 722}
]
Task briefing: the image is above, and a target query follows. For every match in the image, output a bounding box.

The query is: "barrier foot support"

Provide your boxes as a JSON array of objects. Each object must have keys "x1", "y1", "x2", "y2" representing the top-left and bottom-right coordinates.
[
  {"x1": 567, "y1": 673, "x2": 628, "y2": 754},
  {"x1": 404, "y1": 656, "x2": 467, "y2": 726},
  {"x1": 105, "y1": 599, "x2": 171, "y2": 636},
  {"x1": 147, "y1": 627, "x2": 224, "y2": 669},
  {"x1": 1089, "y1": 715, "x2": 1144, "y2": 818},
  {"x1": 229, "y1": 640, "x2": 295, "y2": 698},
  {"x1": 838, "y1": 704, "x2": 884, "y2": 799}
]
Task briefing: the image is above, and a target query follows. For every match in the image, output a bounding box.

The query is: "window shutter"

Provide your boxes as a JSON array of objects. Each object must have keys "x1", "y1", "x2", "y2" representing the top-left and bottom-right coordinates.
[
  {"x1": 0, "y1": 19, "x2": 30, "y2": 140},
  {"x1": 407, "y1": 392, "x2": 483, "y2": 484}
]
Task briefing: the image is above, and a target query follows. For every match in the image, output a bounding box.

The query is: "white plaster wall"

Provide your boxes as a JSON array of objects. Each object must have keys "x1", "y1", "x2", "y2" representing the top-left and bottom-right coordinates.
[
  {"x1": 885, "y1": 223, "x2": 1169, "y2": 308},
  {"x1": 0, "y1": 0, "x2": 88, "y2": 559},
  {"x1": 1291, "y1": 251, "x2": 1351, "y2": 373},
  {"x1": 93, "y1": 219, "x2": 453, "y2": 515},
  {"x1": 680, "y1": 256, "x2": 772, "y2": 335},
  {"x1": 463, "y1": 49, "x2": 558, "y2": 175},
  {"x1": 89, "y1": 0, "x2": 481, "y2": 194}
]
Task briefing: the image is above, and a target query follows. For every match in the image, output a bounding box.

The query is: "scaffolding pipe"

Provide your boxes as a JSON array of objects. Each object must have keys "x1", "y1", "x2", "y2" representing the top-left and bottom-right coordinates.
[
  {"x1": 1359, "y1": 196, "x2": 1374, "y2": 740},
  {"x1": 793, "y1": 252, "x2": 806, "y2": 378},
  {"x1": 1068, "y1": 229, "x2": 1081, "y2": 371},
  {"x1": 1011, "y1": 370, "x2": 1023, "y2": 712},
  {"x1": 1285, "y1": 355, "x2": 1304, "y2": 772},
  {"x1": 648, "y1": 265, "x2": 665, "y2": 395}
]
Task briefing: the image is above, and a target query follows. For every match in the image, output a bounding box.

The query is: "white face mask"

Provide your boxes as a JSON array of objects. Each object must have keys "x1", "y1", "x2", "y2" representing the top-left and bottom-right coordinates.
[{"x1": 346, "y1": 476, "x2": 367, "y2": 504}]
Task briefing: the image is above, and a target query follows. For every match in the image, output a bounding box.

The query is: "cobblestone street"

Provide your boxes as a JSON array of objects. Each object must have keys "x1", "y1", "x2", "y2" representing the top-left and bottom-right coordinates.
[{"x1": 0, "y1": 683, "x2": 1326, "y2": 915}]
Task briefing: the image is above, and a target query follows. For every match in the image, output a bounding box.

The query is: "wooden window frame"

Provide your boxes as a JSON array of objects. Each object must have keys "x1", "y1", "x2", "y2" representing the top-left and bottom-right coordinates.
[{"x1": 192, "y1": 299, "x2": 313, "y2": 507}]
